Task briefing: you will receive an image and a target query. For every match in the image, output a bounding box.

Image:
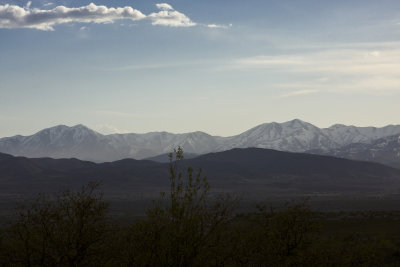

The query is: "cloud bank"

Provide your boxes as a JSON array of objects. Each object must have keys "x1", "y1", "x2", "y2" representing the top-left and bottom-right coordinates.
[{"x1": 0, "y1": 2, "x2": 197, "y2": 30}]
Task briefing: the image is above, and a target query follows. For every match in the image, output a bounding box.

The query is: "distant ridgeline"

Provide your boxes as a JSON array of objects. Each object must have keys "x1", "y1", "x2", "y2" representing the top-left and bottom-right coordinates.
[
  {"x1": 1, "y1": 148, "x2": 400, "y2": 198},
  {"x1": 0, "y1": 120, "x2": 399, "y2": 168}
]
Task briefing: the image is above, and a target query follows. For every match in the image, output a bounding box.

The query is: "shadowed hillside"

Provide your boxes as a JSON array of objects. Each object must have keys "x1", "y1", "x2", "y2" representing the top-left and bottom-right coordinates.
[{"x1": 1, "y1": 148, "x2": 400, "y2": 198}]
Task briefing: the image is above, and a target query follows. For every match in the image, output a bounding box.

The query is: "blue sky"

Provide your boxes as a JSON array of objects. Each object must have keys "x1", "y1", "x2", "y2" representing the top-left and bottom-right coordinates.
[{"x1": 1, "y1": 0, "x2": 400, "y2": 137}]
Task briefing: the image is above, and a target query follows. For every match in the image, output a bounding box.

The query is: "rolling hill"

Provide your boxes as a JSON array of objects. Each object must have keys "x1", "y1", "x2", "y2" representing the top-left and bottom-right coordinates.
[{"x1": 1, "y1": 148, "x2": 400, "y2": 198}]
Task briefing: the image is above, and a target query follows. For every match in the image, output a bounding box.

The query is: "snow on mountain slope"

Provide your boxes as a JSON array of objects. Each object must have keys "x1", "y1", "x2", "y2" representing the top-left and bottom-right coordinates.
[
  {"x1": 1, "y1": 120, "x2": 400, "y2": 162},
  {"x1": 323, "y1": 124, "x2": 400, "y2": 147},
  {"x1": 309, "y1": 134, "x2": 400, "y2": 169},
  {"x1": 0, "y1": 125, "x2": 121, "y2": 162},
  {"x1": 217, "y1": 119, "x2": 337, "y2": 152}
]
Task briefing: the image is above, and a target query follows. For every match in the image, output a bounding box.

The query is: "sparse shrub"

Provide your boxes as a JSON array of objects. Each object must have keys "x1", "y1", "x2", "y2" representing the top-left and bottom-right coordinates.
[{"x1": 2, "y1": 182, "x2": 110, "y2": 266}]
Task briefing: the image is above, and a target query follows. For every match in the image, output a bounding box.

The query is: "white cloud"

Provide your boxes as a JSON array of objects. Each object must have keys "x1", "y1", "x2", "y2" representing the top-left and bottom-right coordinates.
[
  {"x1": 0, "y1": 3, "x2": 146, "y2": 30},
  {"x1": 156, "y1": 3, "x2": 173, "y2": 11},
  {"x1": 0, "y1": 2, "x2": 200, "y2": 30},
  {"x1": 148, "y1": 3, "x2": 196, "y2": 27},
  {"x1": 43, "y1": 3, "x2": 54, "y2": 7}
]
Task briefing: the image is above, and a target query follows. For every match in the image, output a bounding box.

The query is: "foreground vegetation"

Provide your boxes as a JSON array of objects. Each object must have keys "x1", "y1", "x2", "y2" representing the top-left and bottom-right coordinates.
[{"x1": 1, "y1": 148, "x2": 400, "y2": 266}]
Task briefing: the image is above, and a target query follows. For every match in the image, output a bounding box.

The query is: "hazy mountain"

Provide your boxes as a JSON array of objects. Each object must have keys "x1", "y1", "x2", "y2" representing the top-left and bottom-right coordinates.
[
  {"x1": 1, "y1": 120, "x2": 400, "y2": 163},
  {"x1": 309, "y1": 134, "x2": 400, "y2": 169},
  {"x1": 1, "y1": 148, "x2": 400, "y2": 197},
  {"x1": 0, "y1": 125, "x2": 219, "y2": 162},
  {"x1": 0, "y1": 125, "x2": 122, "y2": 162},
  {"x1": 106, "y1": 131, "x2": 219, "y2": 159}
]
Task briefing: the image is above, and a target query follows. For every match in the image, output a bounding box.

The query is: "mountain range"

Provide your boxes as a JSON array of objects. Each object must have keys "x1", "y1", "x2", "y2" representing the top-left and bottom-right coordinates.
[
  {"x1": 2, "y1": 148, "x2": 400, "y2": 198},
  {"x1": 1, "y1": 119, "x2": 399, "y2": 167}
]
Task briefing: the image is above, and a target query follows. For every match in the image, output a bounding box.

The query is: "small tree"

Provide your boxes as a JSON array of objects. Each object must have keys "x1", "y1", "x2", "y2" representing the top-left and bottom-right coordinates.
[
  {"x1": 4, "y1": 182, "x2": 110, "y2": 267},
  {"x1": 126, "y1": 147, "x2": 236, "y2": 266}
]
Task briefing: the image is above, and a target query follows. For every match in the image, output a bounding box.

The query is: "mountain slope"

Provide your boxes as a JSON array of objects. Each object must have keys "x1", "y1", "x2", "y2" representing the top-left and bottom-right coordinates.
[
  {"x1": 217, "y1": 119, "x2": 336, "y2": 152},
  {"x1": 324, "y1": 124, "x2": 400, "y2": 146},
  {"x1": 0, "y1": 125, "x2": 121, "y2": 162},
  {"x1": 184, "y1": 148, "x2": 400, "y2": 194},
  {"x1": 1, "y1": 148, "x2": 400, "y2": 197},
  {"x1": 309, "y1": 134, "x2": 400, "y2": 169}
]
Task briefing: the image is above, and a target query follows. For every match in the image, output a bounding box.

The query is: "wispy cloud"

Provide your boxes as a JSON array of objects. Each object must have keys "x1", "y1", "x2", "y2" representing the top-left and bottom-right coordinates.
[
  {"x1": 207, "y1": 23, "x2": 232, "y2": 29},
  {"x1": 77, "y1": 25, "x2": 89, "y2": 39},
  {"x1": 226, "y1": 46, "x2": 400, "y2": 93},
  {"x1": 231, "y1": 49, "x2": 400, "y2": 75},
  {"x1": 0, "y1": 2, "x2": 200, "y2": 30},
  {"x1": 281, "y1": 89, "x2": 319, "y2": 98}
]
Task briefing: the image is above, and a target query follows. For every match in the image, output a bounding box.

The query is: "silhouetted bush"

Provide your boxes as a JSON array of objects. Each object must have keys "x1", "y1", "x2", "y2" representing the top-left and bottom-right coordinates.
[
  {"x1": 0, "y1": 182, "x2": 111, "y2": 266},
  {"x1": 122, "y1": 147, "x2": 237, "y2": 266}
]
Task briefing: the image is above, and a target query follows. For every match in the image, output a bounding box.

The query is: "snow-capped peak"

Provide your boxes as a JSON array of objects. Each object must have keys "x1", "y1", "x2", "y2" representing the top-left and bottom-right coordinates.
[{"x1": 1, "y1": 121, "x2": 400, "y2": 162}]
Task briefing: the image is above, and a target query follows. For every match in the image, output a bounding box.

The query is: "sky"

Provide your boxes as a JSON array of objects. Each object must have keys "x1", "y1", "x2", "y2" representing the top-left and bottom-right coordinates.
[{"x1": 1, "y1": 0, "x2": 400, "y2": 137}]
